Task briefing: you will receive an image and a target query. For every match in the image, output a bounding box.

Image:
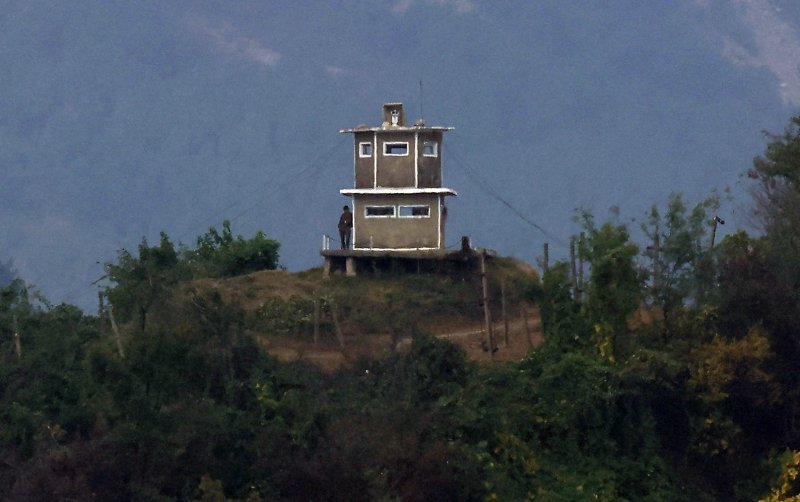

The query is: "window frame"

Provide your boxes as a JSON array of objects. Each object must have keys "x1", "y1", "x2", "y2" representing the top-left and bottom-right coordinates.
[
  {"x1": 383, "y1": 141, "x2": 409, "y2": 156},
  {"x1": 422, "y1": 141, "x2": 438, "y2": 158},
  {"x1": 398, "y1": 205, "x2": 431, "y2": 218},
  {"x1": 364, "y1": 205, "x2": 396, "y2": 218},
  {"x1": 359, "y1": 142, "x2": 373, "y2": 158}
]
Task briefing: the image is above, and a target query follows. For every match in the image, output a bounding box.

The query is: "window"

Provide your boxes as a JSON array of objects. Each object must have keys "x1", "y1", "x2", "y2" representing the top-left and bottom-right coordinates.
[
  {"x1": 365, "y1": 205, "x2": 396, "y2": 217},
  {"x1": 398, "y1": 205, "x2": 430, "y2": 218},
  {"x1": 384, "y1": 142, "x2": 408, "y2": 156},
  {"x1": 359, "y1": 142, "x2": 373, "y2": 157},
  {"x1": 422, "y1": 141, "x2": 438, "y2": 157}
]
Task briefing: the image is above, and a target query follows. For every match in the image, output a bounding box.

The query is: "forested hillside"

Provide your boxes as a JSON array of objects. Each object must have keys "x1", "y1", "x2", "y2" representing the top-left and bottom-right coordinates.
[{"x1": 3, "y1": 117, "x2": 800, "y2": 500}]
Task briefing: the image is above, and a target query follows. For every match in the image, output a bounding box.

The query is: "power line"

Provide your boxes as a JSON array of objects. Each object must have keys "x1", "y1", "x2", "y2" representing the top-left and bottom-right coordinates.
[
  {"x1": 175, "y1": 89, "x2": 352, "y2": 243},
  {"x1": 225, "y1": 135, "x2": 349, "y2": 229},
  {"x1": 443, "y1": 141, "x2": 568, "y2": 248},
  {"x1": 65, "y1": 136, "x2": 349, "y2": 307},
  {"x1": 176, "y1": 135, "x2": 349, "y2": 242}
]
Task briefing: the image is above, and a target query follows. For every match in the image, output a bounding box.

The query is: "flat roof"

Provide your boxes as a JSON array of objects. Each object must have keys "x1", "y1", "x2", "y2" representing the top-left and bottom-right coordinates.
[
  {"x1": 320, "y1": 248, "x2": 495, "y2": 259},
  {"x1": 339, "y1": 126, "x2": 453, "y2": 134},
  {"x1": 340, "y1": 187, "x2": 457, "y2": 196}
]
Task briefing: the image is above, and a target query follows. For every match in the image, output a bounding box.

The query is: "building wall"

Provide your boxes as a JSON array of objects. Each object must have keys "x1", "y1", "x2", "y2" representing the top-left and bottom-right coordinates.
[
  {"x1": 353, "y1": 130, "x2": 444, "y2": 189},
  {"x1": 354, "y1": 131, "x2": 374, "y2": 188},
  {"x1": 376, "y1": 131, "x2": 416, "y2": 187},
  {"x1": 353, "y1": 193, "x2": 444, "y2": 249},
  {"x1": 417, "y1": 131, "x2": 443, "y2": 188}
]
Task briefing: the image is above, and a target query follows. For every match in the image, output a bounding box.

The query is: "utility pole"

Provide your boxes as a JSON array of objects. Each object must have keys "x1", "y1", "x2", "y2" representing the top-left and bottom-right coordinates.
[
  {"x1": 710, "y1": 216, "x2": 725, "y2": 249},
  {"x1": 650, "y1": 223, "x2": 660, "y2": 294},
  {"x1": 480, "y1": 251, "x2": 495, "y2": 356},
  {"x1": 569, "y1": 237, "x2": 578, "y2": 300},
  {"x1": 698, "y1": 216, "x2": 724, "y2": 305},
  {"x1": 542, "y1": 242, "x2": 549, "y2": 274},
  {"x1": 577, "y1": 232, "x2": 585, "y2": 302}
]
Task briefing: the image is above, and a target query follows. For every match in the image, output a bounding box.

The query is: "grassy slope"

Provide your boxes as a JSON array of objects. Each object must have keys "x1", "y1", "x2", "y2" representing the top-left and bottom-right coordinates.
[{"x1": 182, "y1": 257, "x2": 542, "y2": 371}]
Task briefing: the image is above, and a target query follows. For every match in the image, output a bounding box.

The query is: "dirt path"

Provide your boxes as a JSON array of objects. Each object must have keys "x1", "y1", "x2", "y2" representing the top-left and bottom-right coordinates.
[
  {"x1": 431, "y1": 308, "x2": 543, "y2": 363},
  {"x1": 256, "y1": 307, "x2": 543, "y2": 372}
]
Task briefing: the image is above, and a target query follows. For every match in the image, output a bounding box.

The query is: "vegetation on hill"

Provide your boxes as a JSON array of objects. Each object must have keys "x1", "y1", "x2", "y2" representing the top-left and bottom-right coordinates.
[
  {"x1": 3, "y1": 116, "x2": 800, "y2": 499},
  {"x1": 105, "y1": 220, "x2": 280, "y2": 331}
]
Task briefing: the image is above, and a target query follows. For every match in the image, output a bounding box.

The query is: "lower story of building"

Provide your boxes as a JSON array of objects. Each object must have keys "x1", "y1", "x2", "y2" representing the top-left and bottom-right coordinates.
[{"x1": 350, "y1": 192, "x2": 450, "y2": 250}]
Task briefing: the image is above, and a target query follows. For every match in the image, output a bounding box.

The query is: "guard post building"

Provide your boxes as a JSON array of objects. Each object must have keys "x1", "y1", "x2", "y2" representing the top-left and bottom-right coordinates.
[{"x1": 322, "y1": 103, "x2": 470, "y2": 276}]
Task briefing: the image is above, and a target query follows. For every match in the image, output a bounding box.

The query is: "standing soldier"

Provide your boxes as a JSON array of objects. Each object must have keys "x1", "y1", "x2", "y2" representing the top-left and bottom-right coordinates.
[{"x1": 338, "y1": 205, "x2": 353, "y2": 249}]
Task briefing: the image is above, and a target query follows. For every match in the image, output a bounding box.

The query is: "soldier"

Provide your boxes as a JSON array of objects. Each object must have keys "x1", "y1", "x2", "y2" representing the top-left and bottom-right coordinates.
[{"x1": 338, "y1": 205, "x2": 353, "y2": 249}]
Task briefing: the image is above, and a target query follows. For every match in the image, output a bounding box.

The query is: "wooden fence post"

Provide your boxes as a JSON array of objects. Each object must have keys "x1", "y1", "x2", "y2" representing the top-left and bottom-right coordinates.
[
  {"x1": 501, "y1": 280, "x2": 509, "y2": 347},
  {"x1": 328, "y1": 299, "x2": 345, "y2": 348},
  {"x1": 108, "y1": 306, "x2": 125, "y2": 359},
  {"x1": 521, "y1": 307, "x2": 533, "y2": 348},
  {"x1": 313, "y1": 297, "x2": 320, "y2": 345}
]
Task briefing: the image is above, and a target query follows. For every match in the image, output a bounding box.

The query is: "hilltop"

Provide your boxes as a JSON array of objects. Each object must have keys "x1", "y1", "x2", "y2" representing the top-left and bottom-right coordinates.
[{"x1": 180, "y1": 257, "x2": 542, "y2": 371}]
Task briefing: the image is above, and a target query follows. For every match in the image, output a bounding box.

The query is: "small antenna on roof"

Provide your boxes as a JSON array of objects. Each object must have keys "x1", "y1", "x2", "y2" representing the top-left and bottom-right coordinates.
[{"x1": 419, "y1": 79, "x2": 424, "y2": 121}]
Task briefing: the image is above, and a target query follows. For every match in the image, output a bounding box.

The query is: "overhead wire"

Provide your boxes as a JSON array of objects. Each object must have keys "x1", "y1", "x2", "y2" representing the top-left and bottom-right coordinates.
[
  {"x1": 175, "y1": 89, "x2": 351, "y2": 243},
  {"x1": 224, "y1": 135, "x2": 349, "y2": 229},
  {"x1": 443, "y1": 140, "x2": 569, "y2": 249},
  {"x1": 79, "y1": 134, "x2": 348, "y2": 307},
  {"x1": 176, "y1": 134, "x2": 349, "y2": 243},
  {"x1": 53, "y1": 90, "x2": 354, "y2": 308}
]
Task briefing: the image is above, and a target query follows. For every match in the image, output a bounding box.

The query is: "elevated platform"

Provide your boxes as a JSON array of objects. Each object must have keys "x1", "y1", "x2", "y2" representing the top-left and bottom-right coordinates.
[{"x1": 320, "y1": 245, "x2": 493, "y2": 278}]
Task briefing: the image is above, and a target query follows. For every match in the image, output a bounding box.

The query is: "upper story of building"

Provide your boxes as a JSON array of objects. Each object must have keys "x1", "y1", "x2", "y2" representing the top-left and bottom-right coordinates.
[{"x1": 340, "y1": 103, "x2": 453, "y2": 190}]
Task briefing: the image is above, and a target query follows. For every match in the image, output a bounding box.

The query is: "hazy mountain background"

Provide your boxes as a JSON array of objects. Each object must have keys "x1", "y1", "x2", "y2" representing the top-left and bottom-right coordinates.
[{"x1": 1, "y1": 0, "x2": 798, "y2": 310}]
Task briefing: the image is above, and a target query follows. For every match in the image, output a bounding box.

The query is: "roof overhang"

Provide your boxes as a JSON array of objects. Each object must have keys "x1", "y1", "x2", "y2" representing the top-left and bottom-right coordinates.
[
  {"x1": 339, "y1": 126, "x2": 454, "y2": 134},
  {"x1": 340, "y1": 188, "x2": 457, "y2": 196}
]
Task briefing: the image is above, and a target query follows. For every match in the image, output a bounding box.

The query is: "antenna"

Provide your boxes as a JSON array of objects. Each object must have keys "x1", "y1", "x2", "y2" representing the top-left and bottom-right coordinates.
[{"x1": 419, "y1": 79, "x2": 424, "y2": 120}]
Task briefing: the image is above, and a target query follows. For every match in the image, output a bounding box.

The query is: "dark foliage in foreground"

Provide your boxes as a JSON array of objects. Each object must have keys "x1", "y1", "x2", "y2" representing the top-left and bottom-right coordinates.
[{"x1": 4, "y1": 115, "x2": 800, "y2": 500}]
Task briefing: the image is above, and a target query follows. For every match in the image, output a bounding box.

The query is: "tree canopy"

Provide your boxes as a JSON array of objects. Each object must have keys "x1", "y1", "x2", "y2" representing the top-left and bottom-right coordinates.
[{"x1": 4, "y1": 116, "x2": 800, "y2": 500}]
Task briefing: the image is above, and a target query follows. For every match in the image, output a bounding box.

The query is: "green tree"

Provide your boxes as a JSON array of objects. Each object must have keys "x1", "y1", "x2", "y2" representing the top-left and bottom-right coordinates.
[
  {"x1": 0, "y1": 300, "x2": 101, "y2": 459},
  {"x1": 105, "y1": 232, "x2": 188, "y2": 332},
  {"x1": 579, "y1": 213, "x2": 642, "y2": 362},
  {"x1": 191, "y1": 220, "x2": 280, "y2": 278},
  {"x1": 537, "y1": 262, "x2": 592, "y2": 353},
  {"x1": 740, "y1": 115, "x2": 800, "y2": 445},
  {"x1": 642, "y1": 193, "x2": 720, "y2": 316},
  {"x1": 751, "y1": 116, "x2": 800, "y2": 244}
]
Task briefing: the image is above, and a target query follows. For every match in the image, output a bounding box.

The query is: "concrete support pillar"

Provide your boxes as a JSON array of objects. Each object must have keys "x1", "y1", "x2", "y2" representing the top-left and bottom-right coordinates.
[
  {"x1": 345, "y1": 257, "x2": 356, "y2": 276},
  {"x1": 323, "y1": 257, "x2": 331, "y2": 279}
]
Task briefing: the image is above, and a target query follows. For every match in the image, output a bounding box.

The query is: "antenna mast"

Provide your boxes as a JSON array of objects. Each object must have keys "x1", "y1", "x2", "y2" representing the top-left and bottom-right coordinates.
[{"x1": 419, "y1": 79, "x2": 424, "y2": 120}]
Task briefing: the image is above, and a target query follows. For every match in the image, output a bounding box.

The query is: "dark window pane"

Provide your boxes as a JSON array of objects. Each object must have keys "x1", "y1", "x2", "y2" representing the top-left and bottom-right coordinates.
[
  {"x1": 385, "y1": 143, "x2": 408, "y2": 155},
  {"x1": 366, "y1": 206, "x2": 395, "y2": 216}
]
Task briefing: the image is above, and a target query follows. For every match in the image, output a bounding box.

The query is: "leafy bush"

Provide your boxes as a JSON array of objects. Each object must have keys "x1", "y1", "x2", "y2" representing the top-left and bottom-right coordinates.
[
  {"x1": 251, "y1": 295, "x2": 315, "y2": 338},
  {"x1": 191, "y1": 220, "x2": 280, "y2": 278}
]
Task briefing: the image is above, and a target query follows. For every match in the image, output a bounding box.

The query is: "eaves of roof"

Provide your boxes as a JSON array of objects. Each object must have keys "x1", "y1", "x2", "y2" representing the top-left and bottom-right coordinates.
[
  {"x1": 340, "y1": 187, "x2": 457, "y2": 196},
  {"x1": 339, "y1": 126, "x2": 454, "y2": 134}
]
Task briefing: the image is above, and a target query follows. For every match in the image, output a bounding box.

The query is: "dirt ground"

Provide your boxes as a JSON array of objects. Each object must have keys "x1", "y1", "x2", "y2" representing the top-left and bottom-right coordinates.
[
  {"x1": 254, "y1": 306, "x2": 543, "y2": 372},
  {"x1": 187, "y1": 264, "x2": 543, "y2": 372}
]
